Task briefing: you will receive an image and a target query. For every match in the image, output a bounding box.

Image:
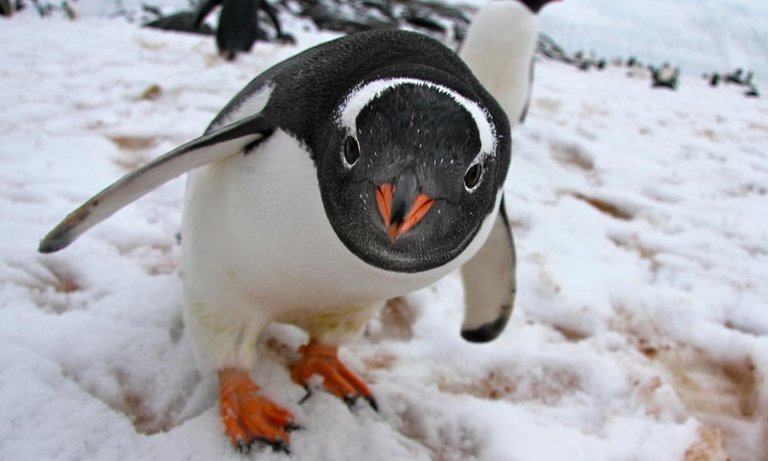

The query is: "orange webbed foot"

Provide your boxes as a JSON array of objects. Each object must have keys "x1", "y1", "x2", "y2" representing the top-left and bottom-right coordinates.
[
  {"x1": 290, "y1": 339, "x2": 378, "y2": 411},
  {"x1": 218, "y1": 369, "x2": 298, "y2": 453}
]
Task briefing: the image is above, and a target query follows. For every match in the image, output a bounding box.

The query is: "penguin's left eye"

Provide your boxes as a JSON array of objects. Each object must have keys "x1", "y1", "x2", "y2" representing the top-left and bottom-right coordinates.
[
  {"x1": 343, "y1": 136, "x2": 360, "y2": 167},
  {"x1": 463, "y1": 163, "x2": 483, "y2": 191}
]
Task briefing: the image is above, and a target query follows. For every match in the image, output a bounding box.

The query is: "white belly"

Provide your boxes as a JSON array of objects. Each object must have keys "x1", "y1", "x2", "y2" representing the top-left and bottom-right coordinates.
[
  {"x1": 181, "y1": 130, "x2": 461, "y2": 309},
  {"x1": 180, "y1": 130, "x2": 492, "y2": 371}
]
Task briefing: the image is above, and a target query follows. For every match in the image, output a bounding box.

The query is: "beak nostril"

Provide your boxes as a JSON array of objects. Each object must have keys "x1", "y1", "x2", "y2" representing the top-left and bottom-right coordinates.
[
  {"x1": 390, "y1": 173, "x2": 418, "y2": 221},
  {"x1": 390, "y1": 203, "x2": 408, "y2": 226}
]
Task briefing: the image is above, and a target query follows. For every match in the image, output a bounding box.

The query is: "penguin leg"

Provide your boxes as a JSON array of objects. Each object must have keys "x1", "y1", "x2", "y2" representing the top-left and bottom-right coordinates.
[
  {"x1": 290, "y1": 339, "x2": 378, "y2": 411},
  {"x1": 218, "y1": 368, "x2": 297, "y2": 453}
]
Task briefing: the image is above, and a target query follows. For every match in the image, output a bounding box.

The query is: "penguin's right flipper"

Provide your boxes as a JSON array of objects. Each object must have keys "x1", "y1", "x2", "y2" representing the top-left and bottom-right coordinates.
[
  {"x1": 38, "y1": 113, "x2": 274, "y2": 253},
  {"x1": 518, "y1": 57, "x2": 535, "y2": 124},
  {"x1": 194, "y1": 0, "x2": 224, "y2": 26}
]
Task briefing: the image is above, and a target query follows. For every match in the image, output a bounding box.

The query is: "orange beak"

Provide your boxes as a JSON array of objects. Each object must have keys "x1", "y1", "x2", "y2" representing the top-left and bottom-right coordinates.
[{"x1": 375, "y1": 182, "x2": 434, "y2": 241}]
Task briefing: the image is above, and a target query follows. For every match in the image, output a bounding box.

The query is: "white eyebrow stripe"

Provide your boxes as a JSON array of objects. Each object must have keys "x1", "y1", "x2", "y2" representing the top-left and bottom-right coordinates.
[{"x1": 337, "y1": 77, "x2": 497, "y2": 161}]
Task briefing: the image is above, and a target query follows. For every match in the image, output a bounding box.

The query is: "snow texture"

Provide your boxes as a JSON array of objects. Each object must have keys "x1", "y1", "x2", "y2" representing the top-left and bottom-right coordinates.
[
  {"x1": 453, "y1": 0, "x2": 768, "y2": 87},
  {"x1": 1, "y1": 4, "x2": 767, "y2": 461}
]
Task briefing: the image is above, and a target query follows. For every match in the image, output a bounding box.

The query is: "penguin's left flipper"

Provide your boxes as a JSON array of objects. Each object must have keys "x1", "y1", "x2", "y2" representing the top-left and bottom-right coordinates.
[
  {"x1": 38, "y1": 113, "x2": 274, "y2": 253},
  {"x1": 261, "y1": 0, "x2": 284, "y2": 36},
  {"x1": 459, "y1": 198, "x2": 516, "y2": 342}
]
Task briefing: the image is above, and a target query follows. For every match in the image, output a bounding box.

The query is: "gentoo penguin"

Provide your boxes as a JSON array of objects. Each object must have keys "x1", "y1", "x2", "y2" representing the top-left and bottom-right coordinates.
[
  {"x1": 725, "y1": 68, "x2": 744, "y2": 84},
  {"x1": 652, "y1": 63, "x2": 679, "y2": 90},
  {"x1": 196, "y1": 0, "x2": 290, "y2": 60},
  {"x1": 745, "y1": 85, "x2": 760, "y2": 98},
  {"x1": 0, "y1": 0, "x2": 14, "y2": 16},
  {"x1": 458, "y1": 0, "x2": 560, "y2": 127},
  {"x1": 39, "y1": 30, "x2": 516, "y2": 452}
]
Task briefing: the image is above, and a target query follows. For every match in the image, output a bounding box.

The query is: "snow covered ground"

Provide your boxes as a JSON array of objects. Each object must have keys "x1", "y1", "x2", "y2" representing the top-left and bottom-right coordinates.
[
  {"x1": 1, "y1": 11, "x2": 766, "y2": 461},
  {"x1": 448, "y1": 0, "x2": 768, "y2": 87}
]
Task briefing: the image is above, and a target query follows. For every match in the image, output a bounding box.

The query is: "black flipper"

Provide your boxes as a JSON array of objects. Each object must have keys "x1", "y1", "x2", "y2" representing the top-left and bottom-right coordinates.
[
  {"x1": 260, "y1": 1, "x2": 282, "y2": 36},
  {"x1": 518, "y1": 57, "x2": 535, "y2": 125},
  {"x1": 38, "y1": 113, "x2": 274, "y2": 253},
  {"x1": 460, "y1": 197, "x2": 516, "y2": 342},
  {"x1": 194, "y1": 0, "x2": 224, "y2": 27}
]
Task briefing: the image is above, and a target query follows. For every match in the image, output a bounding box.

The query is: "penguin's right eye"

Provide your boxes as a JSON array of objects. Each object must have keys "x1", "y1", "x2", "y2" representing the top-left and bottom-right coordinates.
[{"x1": 343, "y1": 136, "x2": 360, "y2": 167}]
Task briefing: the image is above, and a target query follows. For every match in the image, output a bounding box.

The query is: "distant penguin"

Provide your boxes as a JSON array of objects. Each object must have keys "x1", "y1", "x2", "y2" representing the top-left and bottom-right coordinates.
[
  {"x1": 196, "y1": 0, "x2": 291, "y2": 60},
  {"x1": 459, "y1": 0, "x2": 560, "y2": 127},
  {"x1": 652, "y1": 63, "x2": 679, "y2": 90},
  {"x1": 0, "y1": 0, "x2": 14, "y2": 16},
  {"x1": 39, "y1": 30, "x2": 516, "y2": 453},
  {"x1": 595, "y1": 59, "x2": 606, "y2": 70},
  {"x1": 725, "y1": 68, "x2": 744, "y2": 84},
  {"x1": 574, "y1": 50, "x2": 593, "y2": 71},
  {"x1": 626, "y1": 61, "x2": 649, "y2": 80},
  {"x1": 61, "y1": 0, "x2": 77, "y2": 19},
  {"x1": 743, "y1": 70, "x2": 754, "y2": 86},
  {"x1": 709, "y1": 73, "x2": 721, "y2": 87}
]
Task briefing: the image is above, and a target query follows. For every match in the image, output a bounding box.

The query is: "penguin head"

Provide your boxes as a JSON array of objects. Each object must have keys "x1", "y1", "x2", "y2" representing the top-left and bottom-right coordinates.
[
  {"x1": 317, "y1": 78, "x2": 509, "y2": 273},
  {"x1": 520, "y1": 0, "x2": 561, "y2": 14}
]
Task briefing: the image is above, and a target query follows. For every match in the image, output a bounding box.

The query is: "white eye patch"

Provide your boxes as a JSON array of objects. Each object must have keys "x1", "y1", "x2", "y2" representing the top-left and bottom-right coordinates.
[{"x1": 337, "y1": 77, "x2": 497, "y2": 164}]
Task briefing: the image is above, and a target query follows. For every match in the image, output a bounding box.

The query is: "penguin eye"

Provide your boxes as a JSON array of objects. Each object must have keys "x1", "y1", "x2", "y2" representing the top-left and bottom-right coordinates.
[
  {"x1": 343, "y1": 136, "x2": 360, "y2": 167},
  {"x1": 464, "y1": 163, "x2": 483, "y2": 190}
]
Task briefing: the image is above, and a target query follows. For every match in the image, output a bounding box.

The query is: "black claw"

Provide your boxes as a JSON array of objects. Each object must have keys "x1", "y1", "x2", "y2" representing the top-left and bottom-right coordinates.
[
  {"x1": 343, "y1": 394, "x2": 358, "y2": 409},
  {"x1": 236, "y1": 439, "x2": 251, "y2": 454},
  {"x1": 256, "y1": 437, "x2": 291, "y2": 455},
  {"x1": 366, "y1": 396, "x2": 379, "y2": 412},
  {"x1": 273, "y1": 438, "x2": 291, "y2": 455},
  {"x1": 298, "y1": 387, "x2": 312, "y2": 405},
  {"x1": 284, "y1": 422, "x2": 304, "y2": 433},
  {"x1": 343, "y1": 394, "x2": 378, "y2": 412}
]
